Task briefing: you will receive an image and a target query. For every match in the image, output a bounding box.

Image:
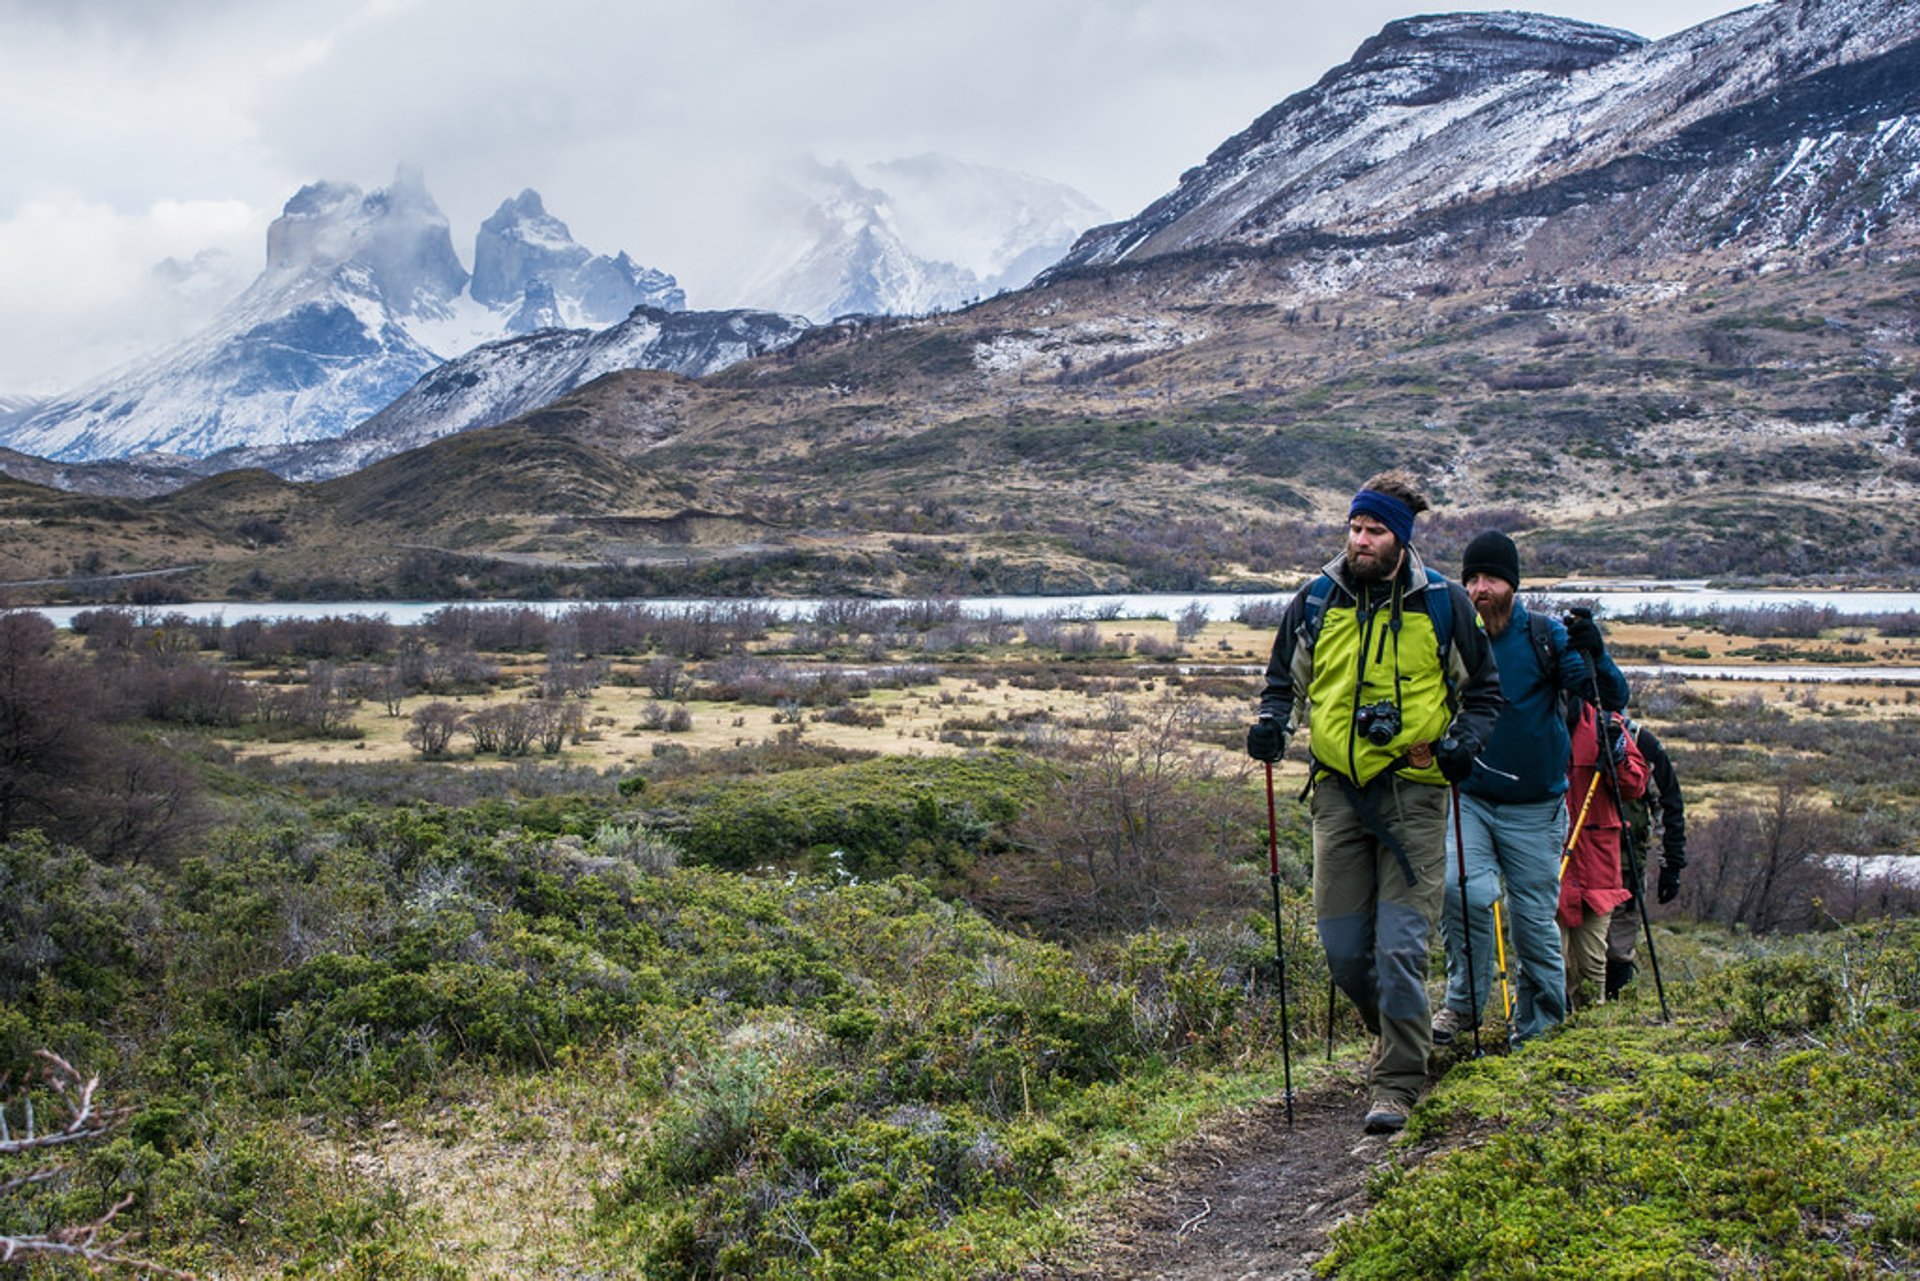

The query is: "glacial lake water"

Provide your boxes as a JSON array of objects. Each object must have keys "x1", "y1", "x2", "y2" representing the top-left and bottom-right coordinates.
[{"x1": 23, "y1": 584, "x2": 1920, "y2": 630}]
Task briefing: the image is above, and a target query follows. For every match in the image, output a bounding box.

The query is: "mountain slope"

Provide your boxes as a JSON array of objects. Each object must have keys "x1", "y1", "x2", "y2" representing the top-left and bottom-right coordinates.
[
  {"x1": 1051, "y1": 0, "x2": 1920, "y2": 273},
  {"x1": 1, "y1": 0, "x2": 1915, "y2": 602},
  {"x1": 200, "y1": 305, "x2": 811, "y2": 482}
]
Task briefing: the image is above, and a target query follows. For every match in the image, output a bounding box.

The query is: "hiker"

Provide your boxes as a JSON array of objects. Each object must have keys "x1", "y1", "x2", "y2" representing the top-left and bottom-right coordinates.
[
  {"x1": 1245, "y1": 471, "x2": 1503, "y2": 1135},
  {"x1": 1560, "y1": 700, "x2": 1649, "y2": 1010},
  {"x1": 1431, "y1": 532, "x2": 1630, "y2": 1049},
  {"x1": 1606, "y1": 717, "x2": 1687, "y2": 998}
]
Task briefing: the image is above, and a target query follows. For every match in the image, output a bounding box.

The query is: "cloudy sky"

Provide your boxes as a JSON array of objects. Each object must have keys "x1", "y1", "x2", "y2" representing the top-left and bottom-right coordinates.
[{"x1": 1, "y1": 0, "x2": 1746, "y2": 397}]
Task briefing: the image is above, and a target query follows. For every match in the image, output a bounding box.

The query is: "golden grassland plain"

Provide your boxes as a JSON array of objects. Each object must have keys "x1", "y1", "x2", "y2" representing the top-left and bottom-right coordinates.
[{"x1": 220, "y1": 617, "x2": 1920, "y2": 803}]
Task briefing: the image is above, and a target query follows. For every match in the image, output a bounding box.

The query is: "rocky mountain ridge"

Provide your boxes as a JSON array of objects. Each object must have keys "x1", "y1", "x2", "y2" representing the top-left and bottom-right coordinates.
[{"x1": 202, "y1": 304, "x2": 811, "y2": 482}]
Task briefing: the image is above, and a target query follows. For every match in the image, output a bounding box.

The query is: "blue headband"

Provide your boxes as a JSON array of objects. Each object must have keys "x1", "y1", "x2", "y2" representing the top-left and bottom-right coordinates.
[{"x1": 1349, "y1": 489, "x2": 1416, "y2": 546}]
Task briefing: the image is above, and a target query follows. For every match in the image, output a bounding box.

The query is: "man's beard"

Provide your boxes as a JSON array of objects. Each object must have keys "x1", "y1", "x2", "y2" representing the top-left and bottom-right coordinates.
[
  {"x1": 1349, "y1": 541, "x2": 1401, "y2": 583},
  {"x1": 1475, "y1": 592, "x2": 1515, "y2": 636}
]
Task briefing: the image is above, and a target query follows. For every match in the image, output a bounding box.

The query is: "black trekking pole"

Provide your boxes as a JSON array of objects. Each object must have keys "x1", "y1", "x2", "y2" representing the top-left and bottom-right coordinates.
[
  {"x1": 1587, "y1": 672, "x2": 1672, "y2": 1021},
  {"x1": 1264, "y1": 760, "x2": 1296, "y2": 1127},
  {"x1": 1450, "y1": 786, "x2": 1483, "y2": 1057}
]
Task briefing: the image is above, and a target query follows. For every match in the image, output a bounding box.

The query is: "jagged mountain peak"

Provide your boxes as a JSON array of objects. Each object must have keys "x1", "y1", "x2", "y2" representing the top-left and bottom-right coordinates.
[
  {"x1": 259, "y1": 166, "x2": 468, "y2": 318},
  {"x1": 0, "y1": 169, "x2": 687, "y2": 463},
  {"x1": 472, "y1": 186, "x2": 684, "y2": 328}
]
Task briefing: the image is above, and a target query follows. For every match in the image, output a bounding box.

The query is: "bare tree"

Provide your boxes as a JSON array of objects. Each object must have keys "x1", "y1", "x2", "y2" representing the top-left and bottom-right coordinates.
[
  {"x1": 993, "y1": 700, "x2": 1254, "y2": 933},
  {"x1": 0, "y1": 614, "x2": 103, "y2": 842},
  {"x1": 405, "y1": 702, "x2": 464, "y2": 757},
  {"x1": 642, "y1": 657, "x2": 688, "y2": 701},
  {"x1": 1681, "y1": 779, "x2": 1833, "y2": 933}
]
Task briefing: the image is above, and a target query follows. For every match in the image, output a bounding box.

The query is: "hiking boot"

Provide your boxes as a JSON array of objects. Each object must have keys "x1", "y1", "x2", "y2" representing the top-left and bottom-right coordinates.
[
  {"x1": 1430, "y1": 1006, "x2": 1477, "y2": 1047},
  {"x1": 1363, "y1": 1100, "x2": 1409, "y2": 1135}
]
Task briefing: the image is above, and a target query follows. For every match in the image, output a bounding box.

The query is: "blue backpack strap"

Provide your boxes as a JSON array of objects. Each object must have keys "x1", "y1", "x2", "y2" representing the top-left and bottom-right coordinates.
[
  {"x1": 1419, "y1": 567, "x2": 1454, "y2": 665},
  {"x1": 1528, "y1": 609, "x2": 1572, "y2": 722},
  {"x1": 1299, "y1": 573, "x2": 1337, "y2": 650}
]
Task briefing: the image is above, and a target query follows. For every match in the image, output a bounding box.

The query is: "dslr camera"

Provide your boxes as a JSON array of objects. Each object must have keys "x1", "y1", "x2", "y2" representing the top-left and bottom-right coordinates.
[{"x1": 1354, "y1": 700, "x2": 1401, "y2": 747}]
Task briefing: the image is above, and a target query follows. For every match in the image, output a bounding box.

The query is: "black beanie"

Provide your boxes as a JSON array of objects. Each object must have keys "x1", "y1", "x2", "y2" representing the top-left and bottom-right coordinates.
[{"x1": 1461, "y1": 531, "x2": 1520, "y2": 589}]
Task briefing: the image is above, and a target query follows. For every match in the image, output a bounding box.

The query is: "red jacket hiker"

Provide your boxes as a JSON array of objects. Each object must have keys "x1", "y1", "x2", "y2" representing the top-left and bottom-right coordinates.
[{"x1": 1559, "y1": 701, "x2": 1650, "y2": 928}]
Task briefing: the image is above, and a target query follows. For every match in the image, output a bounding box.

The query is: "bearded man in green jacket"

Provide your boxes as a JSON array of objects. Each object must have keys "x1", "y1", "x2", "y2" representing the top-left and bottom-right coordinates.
[{"x1": 1246, "y1": 470, "x2": 1504, "y2": 1134}]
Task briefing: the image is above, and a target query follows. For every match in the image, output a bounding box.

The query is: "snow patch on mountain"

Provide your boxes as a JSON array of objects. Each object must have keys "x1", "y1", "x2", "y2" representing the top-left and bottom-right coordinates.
[{"x1": 973, "y1": 317, "x2": 1207, "y2": 379}]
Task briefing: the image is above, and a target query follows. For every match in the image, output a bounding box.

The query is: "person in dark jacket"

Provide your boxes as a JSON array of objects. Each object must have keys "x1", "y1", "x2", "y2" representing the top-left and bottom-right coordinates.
[
  {"x1": 1605, "y1": 717, "x2": 1687, "y2": 998},
  {"x1": 1246, "y1": 471, "x2": 1503, "y2": 1134},
  {"x1": 1431, "y1": 532, "x2": 1630, "y2": 1049}
]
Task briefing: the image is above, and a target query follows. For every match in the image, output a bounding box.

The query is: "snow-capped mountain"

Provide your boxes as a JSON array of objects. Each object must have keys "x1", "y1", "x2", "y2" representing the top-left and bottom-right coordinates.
[
  {"x1": 1051, "y1": 0, "x2": 1920, "y2": 273},
  {"x1": 0, "y1": 168, "x2": 687, "y2": 463},
  {"x1": 710, "y1": 155, "x2": 1106, "y2": 321},
  {"x1": 205, "y1": 304, "x2": 810, "y2": 482}
]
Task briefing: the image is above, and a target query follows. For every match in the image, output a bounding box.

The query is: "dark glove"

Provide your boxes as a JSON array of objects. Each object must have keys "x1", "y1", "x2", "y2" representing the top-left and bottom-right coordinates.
[
  {"x1": 1563, "y1": 607, "x2": 1605, "y2": 658},
  {"x1": 1246, "y1": 717, "x2": 1286, "y2": 762},
  {"x1": 1657, "y1": 863, "x2": 1682, "y2": 904},
  {"x1": 1436, "y1": 736, "x2": 1475, "y2": 784}
]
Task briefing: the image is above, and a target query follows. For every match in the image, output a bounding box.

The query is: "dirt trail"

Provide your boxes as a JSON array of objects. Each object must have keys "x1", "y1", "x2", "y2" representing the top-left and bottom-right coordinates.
[{"x1": 1019, "y1": 1076, "x2": 1402, "y2": 1280}]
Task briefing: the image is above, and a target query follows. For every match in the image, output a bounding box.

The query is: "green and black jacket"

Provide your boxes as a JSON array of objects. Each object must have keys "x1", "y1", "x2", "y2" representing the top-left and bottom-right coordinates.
[{"x1": 1258, "y1": 546, "x2": 1504, "y2": 789}]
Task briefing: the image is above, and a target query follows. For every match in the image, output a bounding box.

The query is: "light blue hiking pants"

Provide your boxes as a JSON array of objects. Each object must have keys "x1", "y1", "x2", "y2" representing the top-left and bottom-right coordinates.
[{"x1": 1438, "y1": 790, "x2": 1569, "y2": 1043}]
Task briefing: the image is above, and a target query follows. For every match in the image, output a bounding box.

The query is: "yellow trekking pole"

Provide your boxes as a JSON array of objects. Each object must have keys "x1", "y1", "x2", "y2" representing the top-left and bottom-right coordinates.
[
  {"x1": 1489, "y1": 898, "x2": 1516, "y2": 1025},
  {"x1": 1560, "y1": 771, "x2": 1603, "y2": 880}
]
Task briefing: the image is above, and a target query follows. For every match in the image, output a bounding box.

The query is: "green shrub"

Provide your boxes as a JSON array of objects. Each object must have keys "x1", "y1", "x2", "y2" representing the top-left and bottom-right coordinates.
[{"x1": 652, "y1": 751, "x2": 1051, "y2": 877}]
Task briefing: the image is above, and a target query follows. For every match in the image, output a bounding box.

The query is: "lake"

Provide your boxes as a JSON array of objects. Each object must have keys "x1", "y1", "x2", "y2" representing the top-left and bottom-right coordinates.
[{"x1": 21, "y1": 584, "x2": 1920, "y2": 631}]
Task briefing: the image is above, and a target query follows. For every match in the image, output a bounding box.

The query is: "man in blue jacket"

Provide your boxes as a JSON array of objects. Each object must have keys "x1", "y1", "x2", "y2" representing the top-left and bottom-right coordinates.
[{"x1": 1432, "y1": 531, "x2": 1630, "y2": 1048}]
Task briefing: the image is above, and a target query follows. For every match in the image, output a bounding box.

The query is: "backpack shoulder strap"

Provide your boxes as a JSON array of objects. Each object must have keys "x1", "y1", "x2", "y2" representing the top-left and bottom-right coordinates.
[
  {"x1": 1419, "y1": 567, "x2": 1454, "y2": 663},
  {"x1": 1299, "y1": 573, "x2": 1337, "y2": 650},
  {"x1": 1526, "y1": 610, "x2": 1557, "y2": 672},
  {"x1": 1529, "y1": 610, "x2": 1573, "y2": 720}
]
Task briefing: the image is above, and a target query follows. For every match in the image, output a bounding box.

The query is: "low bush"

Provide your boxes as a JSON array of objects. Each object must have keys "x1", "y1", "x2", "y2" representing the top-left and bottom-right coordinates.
[{"x1": 645, "y1": 751, "x2": 1052, "y2": 879}]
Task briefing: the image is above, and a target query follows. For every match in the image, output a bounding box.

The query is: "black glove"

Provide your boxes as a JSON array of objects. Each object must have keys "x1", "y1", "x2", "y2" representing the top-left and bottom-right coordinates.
[
  {"x1": 1246, "y1": 717, "x2": 1286, "y2": 762},
  {"x1": 1657, "y1": 863, "x2": 1682, "y2": 904},
  {"x1": 1563, "y1": 607, "x2": 1605, "y2": 658},
  {"x1": 1436, "y1": 736, "x2": 1475, "y2": 784}
]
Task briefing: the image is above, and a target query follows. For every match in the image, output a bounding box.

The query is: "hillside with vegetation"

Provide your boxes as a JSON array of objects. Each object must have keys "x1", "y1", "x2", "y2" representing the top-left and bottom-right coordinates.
[
  {"x1": 2, "y1": 247, "x2": 1917, "y2": 606},
  {"x1": 3, "y1": 597, "x2": 1918, "y2": 1274}
]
